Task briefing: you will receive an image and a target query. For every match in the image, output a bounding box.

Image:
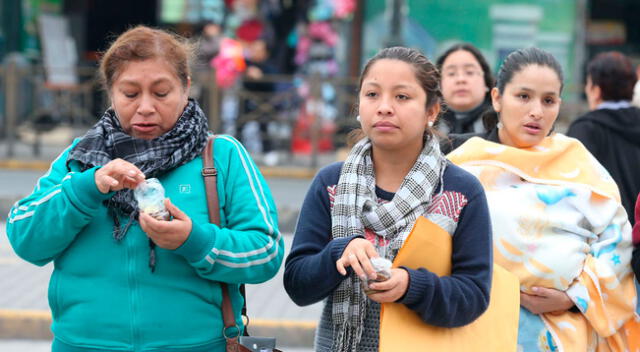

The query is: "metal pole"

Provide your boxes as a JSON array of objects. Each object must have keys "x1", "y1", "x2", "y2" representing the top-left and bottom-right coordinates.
[
  {"x1": 348, "y1": 0, "x2": 365, "y2": 78},
  {"x1": 572, "y1": 0, "x2": 588, "y2": 106},
  {"x1": 385, "y1": 0, "x2": 404, "y2": 47},
  {"x1": 309, "y1": 74, "x2": 321, "y2": 168},
  {"x1": 208, "y1": 68, "x2": 221, "y2": 132},
  {"x1": 5, "y1": 58, "x2": 18, "y2": 157},
  {"x1": 2, "y1": 0, "x2": 23, "y2": 54}
]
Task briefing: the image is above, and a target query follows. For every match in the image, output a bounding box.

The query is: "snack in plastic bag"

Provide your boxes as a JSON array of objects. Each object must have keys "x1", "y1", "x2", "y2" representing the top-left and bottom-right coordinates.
[
  {"x1": 134, "y1": 178, "x2": 170, "y2": 221},
  {"x1": 361, "y1": 257, "x2": 392, "y2": 295}
]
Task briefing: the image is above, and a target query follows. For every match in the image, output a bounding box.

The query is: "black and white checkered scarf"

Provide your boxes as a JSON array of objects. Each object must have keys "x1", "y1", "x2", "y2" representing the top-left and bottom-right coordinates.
[
  {"x1": 66, "y1": 98, "x2": 209, "y2": 270},
  {"x1": 330, "y1": 135, "x2": 446, "y2": 352}
]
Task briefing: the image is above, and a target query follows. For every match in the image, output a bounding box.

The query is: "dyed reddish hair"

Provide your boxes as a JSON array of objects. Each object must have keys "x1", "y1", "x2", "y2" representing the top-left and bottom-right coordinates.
[{"x1": 99, "y1": 25, "x2": 194, "y2": 91}]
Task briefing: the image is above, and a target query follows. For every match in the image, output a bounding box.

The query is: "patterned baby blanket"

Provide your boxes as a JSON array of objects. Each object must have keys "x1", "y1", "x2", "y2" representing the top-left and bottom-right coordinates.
[{"x1": 448, "y1": 133, "x2": 640, "y2": 351}]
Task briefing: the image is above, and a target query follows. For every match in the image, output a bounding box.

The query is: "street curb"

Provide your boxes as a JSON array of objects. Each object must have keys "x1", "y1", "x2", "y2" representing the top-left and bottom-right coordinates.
[
  {"x1": 0, "y1": 310, "x2": 52, "y2": 340},
  {"x1": 0, "y1": 160, "x2": 317, "y2": 179},
  {"x1": 0, "y1": 309, "x2": 317, "y2": 347},
  {"x1": 0, "y1": 160, "x2": 52, "y2": 172},
  {"x1": 248, "y1": 318, "x2": 316, "y2": 347},
  {"x1": 259, "y1": 166, "x2": 317, "y2": 179}
]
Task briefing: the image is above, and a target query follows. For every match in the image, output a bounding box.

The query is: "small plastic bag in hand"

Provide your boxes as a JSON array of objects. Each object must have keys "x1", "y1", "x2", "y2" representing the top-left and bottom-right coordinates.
[
  {"x1": 361, "y1": 257, "x2": 392, "y2": 295},
  {"x1": 134, "y1": 178, "x2": 170, "y2": 221}
]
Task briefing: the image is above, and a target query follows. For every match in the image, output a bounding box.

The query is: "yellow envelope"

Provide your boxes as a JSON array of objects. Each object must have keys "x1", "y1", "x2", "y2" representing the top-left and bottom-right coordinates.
[{"x1": 379, "y1": 216, "x2": 520, "y2": 351}]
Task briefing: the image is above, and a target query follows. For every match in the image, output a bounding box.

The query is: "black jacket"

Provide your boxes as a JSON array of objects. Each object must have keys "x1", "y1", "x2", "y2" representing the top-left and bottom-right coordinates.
[
  {"x1": 567, "y1": 107, "x2": 640, "y2": 226},
  {"x1": 437, "y1": 101, "x2": 492, "y2": 134},
  {"x1": 440, "y1": 128, "x2": 499, "y2": 155}
]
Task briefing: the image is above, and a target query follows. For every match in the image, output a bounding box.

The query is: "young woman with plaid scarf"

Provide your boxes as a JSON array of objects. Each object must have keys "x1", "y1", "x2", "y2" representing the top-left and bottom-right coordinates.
[
  {"x1": 6, "y1": 26, "x2": 282, "y2": 352},
  {"x1": 284, "y1": 47, "x2": 493, "y2": 352}
]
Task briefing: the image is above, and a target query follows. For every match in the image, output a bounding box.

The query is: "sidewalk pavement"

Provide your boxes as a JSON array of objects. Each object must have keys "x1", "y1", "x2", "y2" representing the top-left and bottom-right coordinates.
[{"x1": 0, "y1": 138, "x2": 336, "y2": 349}]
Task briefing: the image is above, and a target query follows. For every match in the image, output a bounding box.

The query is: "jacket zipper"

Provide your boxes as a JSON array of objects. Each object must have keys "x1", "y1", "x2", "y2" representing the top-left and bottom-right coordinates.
[{"x1": 126, "y1": 223, "x2": 141, "y2": 351}]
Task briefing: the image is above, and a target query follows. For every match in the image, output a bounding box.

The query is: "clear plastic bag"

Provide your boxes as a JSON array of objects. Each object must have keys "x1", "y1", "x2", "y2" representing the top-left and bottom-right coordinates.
[
  {"x1": 134, "y1": 178, "x2": 170, "y2": 221},
  {"x1": 361, "y1": 257, "x2": 392, "y2": 295}
]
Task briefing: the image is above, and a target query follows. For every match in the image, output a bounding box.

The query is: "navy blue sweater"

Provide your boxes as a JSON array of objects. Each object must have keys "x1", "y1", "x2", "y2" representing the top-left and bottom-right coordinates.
[{"x1": 283, "y1": 161, "x2": 493, "y2": 327}]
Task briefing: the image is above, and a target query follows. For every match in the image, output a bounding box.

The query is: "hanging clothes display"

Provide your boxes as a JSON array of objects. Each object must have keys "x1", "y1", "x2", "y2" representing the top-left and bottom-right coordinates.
[{"x1": 291, "y1": 0, "x2": 357, "y2": 154}]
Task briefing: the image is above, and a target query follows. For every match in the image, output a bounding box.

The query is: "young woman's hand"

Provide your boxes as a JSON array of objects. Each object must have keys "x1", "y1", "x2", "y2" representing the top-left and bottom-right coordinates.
[
  {"x1": 94, "y1": 158, "x2": 145, "y2": 193},
  {"x1": 366, "y1": 268, "x2": 410, "y2": 303},
  {"x1": 520, "y1": 287, "x2": 575, "y2": 315},
  {"x1": 139, "y1": 198, "x2": 192, "y2": 250},
  {"x1": 336, "y1": 238, "x2": 379, "y2": 280}
]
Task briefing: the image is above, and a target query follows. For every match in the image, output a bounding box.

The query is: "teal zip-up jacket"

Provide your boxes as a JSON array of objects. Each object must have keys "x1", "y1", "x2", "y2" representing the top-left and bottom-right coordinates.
[{"x1": 6, "y1": 135, "x2": 283, "y2": 352}]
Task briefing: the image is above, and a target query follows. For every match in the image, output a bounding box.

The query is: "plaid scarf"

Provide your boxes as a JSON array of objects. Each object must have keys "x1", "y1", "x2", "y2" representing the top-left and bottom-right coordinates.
[
  {"x1": 66, "y1": 98, "x2": 209, "y2": 270},
  {"x1": 330, "y1": 135, "x2": 446, "y2": 352}
]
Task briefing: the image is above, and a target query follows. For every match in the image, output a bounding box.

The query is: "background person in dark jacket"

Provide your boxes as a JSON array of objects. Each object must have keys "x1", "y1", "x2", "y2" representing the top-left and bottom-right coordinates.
[
  {"x1": 633, "y1": 194, "x2": 640, "y2": 284},
  {"x1": 567, "y1": 51, "x2": 640, "y2": 227},
  {"x1": 436, "y1": 43, "x2": 494, "y2": 134}
]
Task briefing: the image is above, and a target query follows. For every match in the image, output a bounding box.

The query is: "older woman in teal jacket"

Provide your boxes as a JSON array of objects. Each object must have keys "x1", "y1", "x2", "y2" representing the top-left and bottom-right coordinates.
[{"x1": 6, "y1": 26, "x2": 282, "y2": 352}]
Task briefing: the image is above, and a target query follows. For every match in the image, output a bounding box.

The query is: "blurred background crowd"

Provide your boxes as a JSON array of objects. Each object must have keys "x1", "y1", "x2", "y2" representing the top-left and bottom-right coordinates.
[{"x1": 1, "y1": 0, "x2": 639, "y2": 168}]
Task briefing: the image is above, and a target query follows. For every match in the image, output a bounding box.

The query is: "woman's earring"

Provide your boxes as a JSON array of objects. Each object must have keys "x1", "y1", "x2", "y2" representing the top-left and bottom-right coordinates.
[
  {"x1": 428, "y1": 120, "x2": 434, "y2": 127},
  {"x1": 356, "y1": 115, "x2": 361, "y2": 122},
  {"x1": 497, "y1": 121, "x2": 503, "y2": 129}
]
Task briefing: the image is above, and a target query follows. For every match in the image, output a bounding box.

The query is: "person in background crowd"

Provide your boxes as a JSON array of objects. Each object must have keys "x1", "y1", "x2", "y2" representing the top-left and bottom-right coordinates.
[
  {"x1": 436, "y1": 43, "x2": 494, "y2": 134},
  {"x1": 631, "y1": 64, "x2": 640, "y2": 108},
  {"x1": 192, "y1": 21, "x2": 224, "y2": 113},
  {"x1": 196, "y1": 21, "x2": 223, "y2": 68},
  {"x1": 448, "y1": 47, "x2": 639, "y2": 351},
  {"x1": 284, "y1": 46, "x2": 493, "y2": 351},
  {"x1": 567, "y1": 51, "x2": 640, "y2": 227},
  {"x1": 5, "y1": 26, "x2": 282, "y2": 352},
  {"x1": 632, "y1": 194, "x2": 640, "y2": 282},
  {"x1": 239, "y1": 39, "x2": 280, "y2": 163}
]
